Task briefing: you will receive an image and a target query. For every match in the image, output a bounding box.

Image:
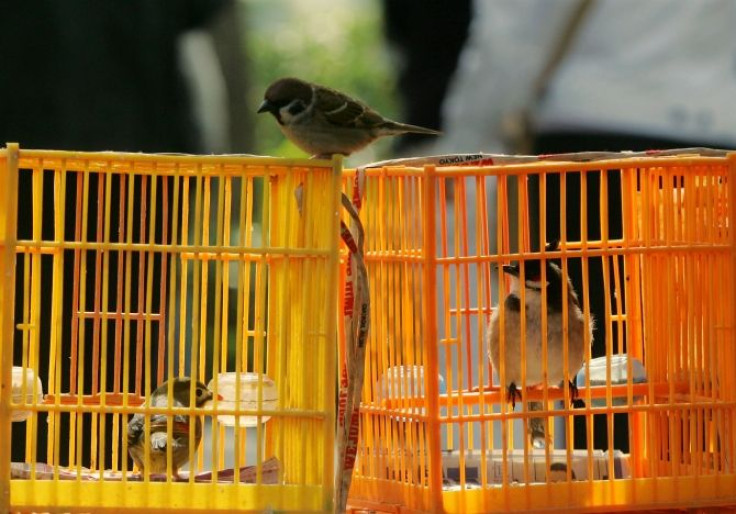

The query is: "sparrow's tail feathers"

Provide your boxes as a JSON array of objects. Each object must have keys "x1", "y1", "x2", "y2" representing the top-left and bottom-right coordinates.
[
  {"x1": 385, "y1": 121, "x2": 442, "y2": 136},
  {"x1": 528, "y1": 401, "x2": 547, "y2": 449}
]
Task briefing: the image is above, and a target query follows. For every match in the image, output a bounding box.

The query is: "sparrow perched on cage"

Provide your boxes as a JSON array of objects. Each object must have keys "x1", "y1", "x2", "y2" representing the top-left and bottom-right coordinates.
[
  {"x1": 487, "y1": 241, "x2": 593, "y2": 448},
  {"x1": 257, "y1": 77, "x2": 440, "y2": 158},
  {"x1": 127, "y1": 377, "x2": 218, "y2": 477}
]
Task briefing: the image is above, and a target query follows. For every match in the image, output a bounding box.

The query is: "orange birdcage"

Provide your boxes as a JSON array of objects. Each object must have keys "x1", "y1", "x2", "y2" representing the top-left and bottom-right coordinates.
[
  {"x1": 344, "y1": 150, "x2": 736, "y2": 513},
  {"x1": 0, "y1": 144, "x2": 342, "y2": 512}
]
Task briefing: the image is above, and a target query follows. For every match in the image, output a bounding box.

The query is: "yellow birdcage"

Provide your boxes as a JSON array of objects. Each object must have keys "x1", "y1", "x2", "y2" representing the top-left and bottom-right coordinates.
[
  {"x1": 0, "y1": 144, "x2": 342, "y2": 512},
  {"x1": 344, "y1": 150, "x2": 736, "y2": 513}
]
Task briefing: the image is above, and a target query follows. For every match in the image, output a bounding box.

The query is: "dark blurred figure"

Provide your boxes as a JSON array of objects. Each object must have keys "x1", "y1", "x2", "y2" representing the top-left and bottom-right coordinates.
[
  {"x1": 382, "y1": 0, "x2": 472, "y2": 153},
  {"x1": 0, "y1": 0, "x2": 252, "y2": 153},
  {"x1": 0, "y1": 0, "x2": 249, "y2": 468}
]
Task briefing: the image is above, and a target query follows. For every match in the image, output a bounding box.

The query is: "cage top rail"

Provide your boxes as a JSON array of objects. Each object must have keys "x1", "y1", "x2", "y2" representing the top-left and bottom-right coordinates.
[
  {"x1": 1, "y1": 144, "x2": 337, "y2": 168},
  {"x1": 343, "y1": 148, "x2": 736, "y2": 177},
  {"x1": 347, "y1": 156, "x2": 735, "y2": 177}
]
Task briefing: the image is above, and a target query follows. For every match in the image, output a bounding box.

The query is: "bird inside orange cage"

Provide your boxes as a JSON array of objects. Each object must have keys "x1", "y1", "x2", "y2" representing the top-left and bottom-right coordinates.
[{"x1": 487, "y1": 241, "x2": 594, "y2": 448}]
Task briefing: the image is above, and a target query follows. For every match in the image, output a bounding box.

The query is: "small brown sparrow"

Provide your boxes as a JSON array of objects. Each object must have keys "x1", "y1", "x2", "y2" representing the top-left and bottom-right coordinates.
[
  {"x1": 127, "y1": 377, "x2": 219, "y2": 477},
  {"x1": 258, "y1": 77, "x2": 440, "y2": 158}
]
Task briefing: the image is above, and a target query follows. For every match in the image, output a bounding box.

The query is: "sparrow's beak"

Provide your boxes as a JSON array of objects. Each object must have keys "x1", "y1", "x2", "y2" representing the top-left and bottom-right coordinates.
[
  {"x1": 207, "y1": 391, "x2": 224, "y2": 402},
  {"x1": 257, "y1": 99, "x2": 275, "y2": 114},
  {"x1": 501, "y1": 264, "x2": 519, "y2": 277},
  {"x1": 200, "y1": 392, "x2": 224, "y2": 410}
]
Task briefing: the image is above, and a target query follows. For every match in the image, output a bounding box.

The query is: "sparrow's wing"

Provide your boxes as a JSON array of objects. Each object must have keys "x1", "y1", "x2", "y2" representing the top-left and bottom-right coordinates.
[
  {"x1": 127, "y1": 413, "x2": 184, "y2": 445},
  {"x1": 315, "y1": 87, "x2": 384, "y2": 129}
]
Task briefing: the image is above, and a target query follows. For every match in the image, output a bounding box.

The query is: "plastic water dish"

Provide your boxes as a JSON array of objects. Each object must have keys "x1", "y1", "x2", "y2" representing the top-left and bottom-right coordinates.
[
  {"x1": 376, "y1": 365, "x2": 446, "y2": 421},
  {"x1": 376, "y1": 365, "x2": 447, "y2": 401},
  {"x1": 575, "y1": 354, "x2": 647, "y2": 407},
  {"x1": 208, "y1": 372, "x2": 278, "y2": 427},
  {"x1": 12, "y1": 367, "x2": 43, "y2": 422}
]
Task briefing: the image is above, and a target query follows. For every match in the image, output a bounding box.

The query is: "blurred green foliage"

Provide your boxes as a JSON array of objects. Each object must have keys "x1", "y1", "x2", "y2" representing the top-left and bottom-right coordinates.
[{"x1": 242, "y1": 0, "x2": 398, "y2": 161}]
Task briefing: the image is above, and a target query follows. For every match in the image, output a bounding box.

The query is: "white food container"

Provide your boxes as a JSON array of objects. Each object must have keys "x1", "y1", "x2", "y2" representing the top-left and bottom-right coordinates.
[
  {"x1": 208, "y1": 372, "x2": 278, "y2": 427},
  {"x1": 576, "y1": 354, "x2": 647, "y2": 407},
  {"x1": 11, "y1": 367, "x2": 43, "y2": 422}
]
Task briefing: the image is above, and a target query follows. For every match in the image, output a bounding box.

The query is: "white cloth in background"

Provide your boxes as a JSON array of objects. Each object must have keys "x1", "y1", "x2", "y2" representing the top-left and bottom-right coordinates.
[{"x1": 438, "y1": 0, "x2": 736, "y2": 153}]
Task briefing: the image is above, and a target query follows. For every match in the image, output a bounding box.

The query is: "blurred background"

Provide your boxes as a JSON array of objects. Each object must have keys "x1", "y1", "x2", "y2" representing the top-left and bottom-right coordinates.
[{"x1": 0, "y1": 0, "x2": 474, "y2": 164}]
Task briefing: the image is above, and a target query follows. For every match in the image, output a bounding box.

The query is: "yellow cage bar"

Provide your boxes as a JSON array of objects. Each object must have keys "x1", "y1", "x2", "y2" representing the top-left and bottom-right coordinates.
[
  {"x1": 0, "y1": 144, "x2": 342, "y2": 513},
  {"x1": 345, "y1": 151, "x2": 736, "y2": 513}
]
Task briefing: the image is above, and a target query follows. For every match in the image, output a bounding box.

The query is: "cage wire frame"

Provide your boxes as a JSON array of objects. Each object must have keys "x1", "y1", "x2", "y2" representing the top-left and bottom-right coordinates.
[
  {"x1": 0, "y1": 144, "x2": 343, "y2": 513},
  {"x1": 345, "y1": 152, "x2": 736, "y2": 513}
]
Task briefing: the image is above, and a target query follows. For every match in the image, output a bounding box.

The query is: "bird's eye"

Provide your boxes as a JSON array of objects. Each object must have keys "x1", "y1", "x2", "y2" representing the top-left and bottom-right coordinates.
[{"x1": 196, "y1": 387, "x2": 205, "y2": 397}]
